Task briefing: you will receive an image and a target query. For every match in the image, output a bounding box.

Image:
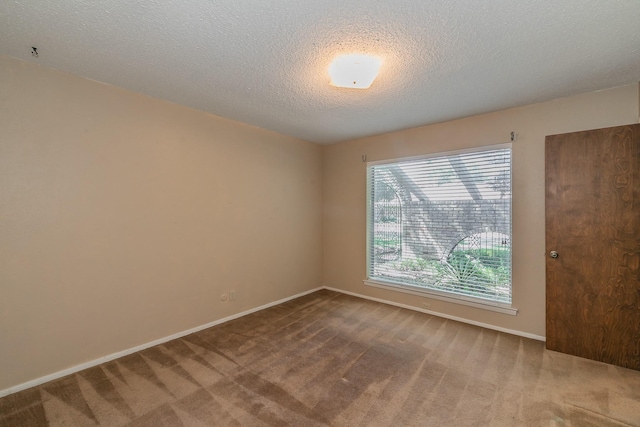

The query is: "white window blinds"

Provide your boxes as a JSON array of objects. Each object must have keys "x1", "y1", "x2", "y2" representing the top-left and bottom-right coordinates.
[{"x1": 367, "y1": 146, "x2": 512, "y2": 304}]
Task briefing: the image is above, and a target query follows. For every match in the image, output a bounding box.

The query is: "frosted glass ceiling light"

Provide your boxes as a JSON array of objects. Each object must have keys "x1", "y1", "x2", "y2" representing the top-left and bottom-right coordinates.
[{"x1": 329, "y1": 54, "x2": 382, "y2": 89}]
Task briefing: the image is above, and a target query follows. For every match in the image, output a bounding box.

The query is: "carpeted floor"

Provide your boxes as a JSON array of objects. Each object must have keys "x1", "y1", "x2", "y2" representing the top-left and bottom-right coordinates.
[{"x1": 2, "y1": 289, "x2": 640, "y2": 426}]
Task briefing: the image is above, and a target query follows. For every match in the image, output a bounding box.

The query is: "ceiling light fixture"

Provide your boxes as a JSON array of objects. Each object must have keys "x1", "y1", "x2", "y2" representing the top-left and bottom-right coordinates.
[{"x1": 329, "y1": 54, "x2": 382, "y2": 89}]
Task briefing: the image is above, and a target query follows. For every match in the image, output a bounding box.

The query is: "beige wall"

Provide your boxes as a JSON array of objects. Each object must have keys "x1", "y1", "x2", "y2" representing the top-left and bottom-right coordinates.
[
  {"x1": 0, "y1": 55, "x2": 323, "y2": 391},
  {"x1": 323, "y1": 84, "x2": 640, "y2": 338}
]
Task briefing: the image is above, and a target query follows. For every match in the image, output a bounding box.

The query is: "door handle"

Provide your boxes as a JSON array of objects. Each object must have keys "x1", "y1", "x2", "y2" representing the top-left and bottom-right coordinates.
[{"x1": 549, "y1": 251, "x2": 559, "y2": 258}]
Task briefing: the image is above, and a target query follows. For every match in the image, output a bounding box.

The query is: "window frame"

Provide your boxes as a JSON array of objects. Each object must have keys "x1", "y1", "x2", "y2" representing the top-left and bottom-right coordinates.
[{"x1": 364, "y1": 143, "x2": 517, "y2": 315}]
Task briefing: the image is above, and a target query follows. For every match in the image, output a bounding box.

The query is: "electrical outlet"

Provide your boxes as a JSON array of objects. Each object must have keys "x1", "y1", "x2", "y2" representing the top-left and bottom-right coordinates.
[
  {"x1": 229, "y1": 290, "x2": 236, "y2": 301},
  {"x1": 221, "y1": 293, "x2": 228, "y2": 301}
]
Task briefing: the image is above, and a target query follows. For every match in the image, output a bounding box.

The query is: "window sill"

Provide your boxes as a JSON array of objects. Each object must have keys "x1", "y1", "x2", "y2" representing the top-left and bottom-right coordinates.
[{"x1": 363, "y1": 279, "x2": 518, "y2": 316}]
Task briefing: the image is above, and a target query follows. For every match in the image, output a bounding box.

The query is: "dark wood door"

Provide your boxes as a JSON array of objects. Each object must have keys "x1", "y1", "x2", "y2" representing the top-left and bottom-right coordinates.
[{"x1": 546, "y1": 123, "x2": 640, "y2": 370}]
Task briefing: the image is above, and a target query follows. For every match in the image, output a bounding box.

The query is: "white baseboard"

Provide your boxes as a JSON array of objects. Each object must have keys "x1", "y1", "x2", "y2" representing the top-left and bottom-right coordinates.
[
  {"x1": 1, "y1": 284, "x2": 544, "y2": 398},
  {"x1": 323, "y1": 286, "x2": 546, "y2": 342},
  {"x1": 0, "y1": 286, "x2": 323, "y2": 398}
]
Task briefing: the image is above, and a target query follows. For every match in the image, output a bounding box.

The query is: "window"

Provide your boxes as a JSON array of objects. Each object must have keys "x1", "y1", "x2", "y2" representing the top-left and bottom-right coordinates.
[{"x1": 366, "y1": 145, "x2": 513, "y2": 312}]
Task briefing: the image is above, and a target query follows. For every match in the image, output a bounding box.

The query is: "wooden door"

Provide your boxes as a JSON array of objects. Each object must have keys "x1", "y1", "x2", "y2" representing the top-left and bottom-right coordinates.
[{"x1": 545, "y1": 123, "x2": 640, "y2": 370}]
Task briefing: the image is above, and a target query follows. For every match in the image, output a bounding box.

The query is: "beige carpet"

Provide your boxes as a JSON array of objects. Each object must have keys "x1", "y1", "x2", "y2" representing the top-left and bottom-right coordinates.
[{"x1": 1, "y1": 289, "x2": 640, "y2": 426}]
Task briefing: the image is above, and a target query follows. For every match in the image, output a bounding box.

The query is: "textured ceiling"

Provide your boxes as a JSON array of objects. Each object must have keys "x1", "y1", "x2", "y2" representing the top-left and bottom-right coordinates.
[{"x1": 1, "y1": 1, "x2": 639, "y2": 144}]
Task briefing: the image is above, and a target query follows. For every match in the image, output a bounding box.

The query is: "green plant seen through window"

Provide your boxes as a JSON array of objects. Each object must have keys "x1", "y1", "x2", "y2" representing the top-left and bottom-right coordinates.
[
  {"x1": 373, "y1": 236, "x2": 400, "y2": 247},
  {"x1": 383, "y1": 247, "x2": 510, "y2": 301},
  {"x1": 435, "y1": 248, "x2": 511, "y2": 299}
]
